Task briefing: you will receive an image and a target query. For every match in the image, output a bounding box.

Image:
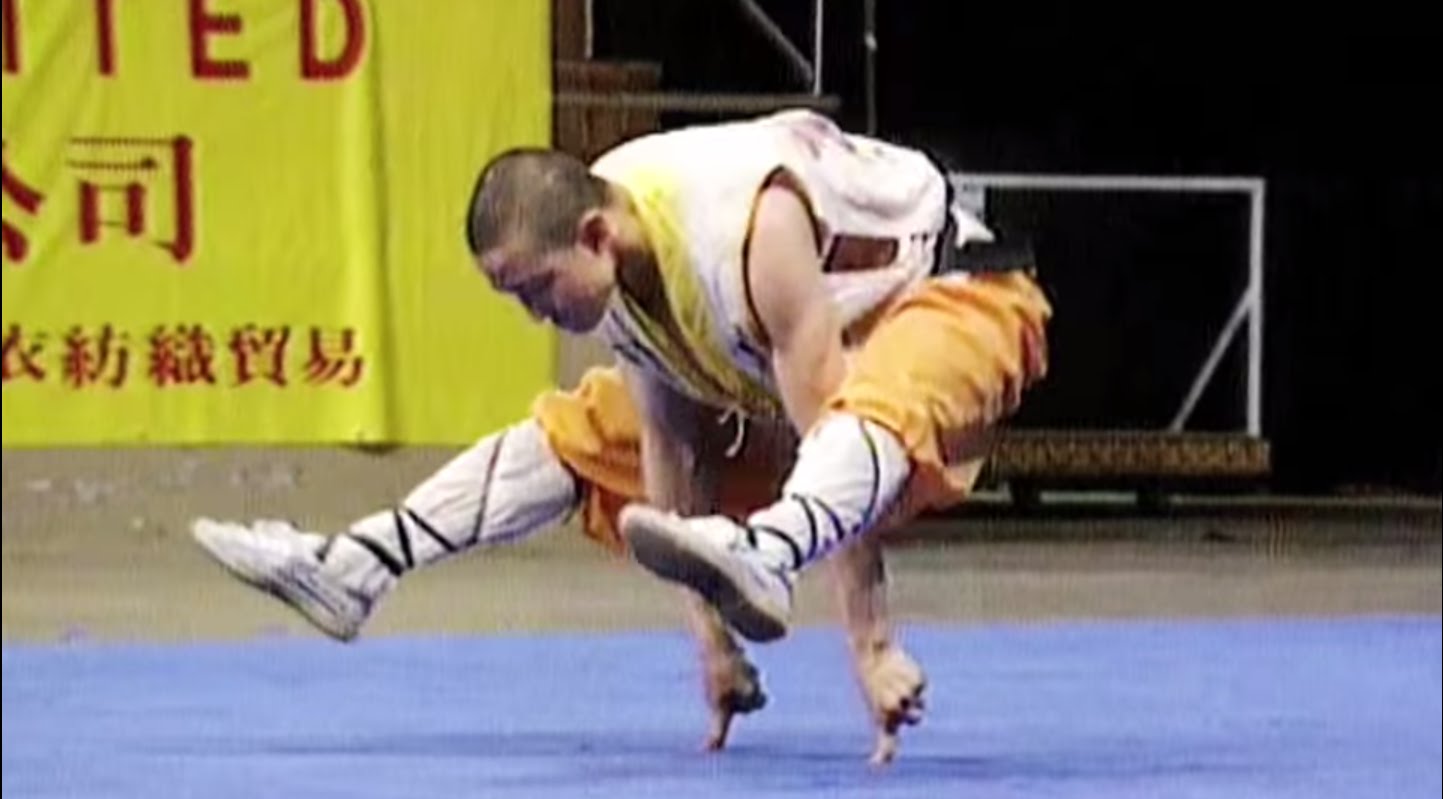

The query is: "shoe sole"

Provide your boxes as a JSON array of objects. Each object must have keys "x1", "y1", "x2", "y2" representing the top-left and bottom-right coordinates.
[
  {"x1": 192, "y1": 523, "x2": 361, "y2": 642},
  {"x1": 621, "y1": 507, "x2": 787, "y2": 643}
]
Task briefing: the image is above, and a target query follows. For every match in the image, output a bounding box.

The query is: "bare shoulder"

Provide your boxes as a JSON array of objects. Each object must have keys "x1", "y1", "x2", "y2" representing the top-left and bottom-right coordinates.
[
  {"x1": 750, "y1": 173, "x2": 820, "y2": 253},
  {"x1": 744, "y1": 173, "x2": 828, "y2": 345}
]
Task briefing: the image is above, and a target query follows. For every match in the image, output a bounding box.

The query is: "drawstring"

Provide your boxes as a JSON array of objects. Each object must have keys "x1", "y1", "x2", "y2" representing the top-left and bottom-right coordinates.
[{"x1": 718, "y1": 405, "x2": 749, "y2": 459}]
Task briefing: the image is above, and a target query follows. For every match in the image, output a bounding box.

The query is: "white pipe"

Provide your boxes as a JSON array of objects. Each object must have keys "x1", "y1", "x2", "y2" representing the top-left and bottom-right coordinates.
[
  {"x1": 952, "y1": 174, "x2": 1265, "y2": 194},
  {"x1": 1247, "y1": 184, "x2": 1266, "y2": 436},
  {"x1": 812, "y1": 0, "x2": 824, "y2": 96}
]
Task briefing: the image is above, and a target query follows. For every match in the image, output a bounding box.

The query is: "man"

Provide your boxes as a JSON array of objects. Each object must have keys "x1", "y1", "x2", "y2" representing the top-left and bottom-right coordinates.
[
  {"x1": 191, "y1": 374, "x2": 776, "y2": 752},
  {"x1": 194, "y1": 370, "x2": 906, "y2": 757},
  {"x1": 195, "y1": 109, "x2": 1047, "y2": 764},
  {"x1": 468, "y1": 110, "x2": 1050, "y2": 760}
]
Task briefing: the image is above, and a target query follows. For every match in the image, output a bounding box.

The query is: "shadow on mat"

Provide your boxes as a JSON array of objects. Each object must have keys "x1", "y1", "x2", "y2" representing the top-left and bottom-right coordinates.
[{"x1": 155, "y1": 730, "x2": 1257, "y2": 789}]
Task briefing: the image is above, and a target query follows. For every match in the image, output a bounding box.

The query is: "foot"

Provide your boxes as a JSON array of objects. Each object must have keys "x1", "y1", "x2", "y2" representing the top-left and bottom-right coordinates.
[
  {"x1": 620, "y1": 505, "x2": 793, "y2": 643},
  {"x1": 191, "y1": 518, "x2": 375, "y2": 642}
]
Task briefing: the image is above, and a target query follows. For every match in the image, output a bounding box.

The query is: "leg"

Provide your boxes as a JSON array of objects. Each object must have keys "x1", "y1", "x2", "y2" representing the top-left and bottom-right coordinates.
[
  {"x1": 192, "y1": 367, "x2": 768, "y2": 748},
  {"x1": 192, "y1": 417, "x2": 578, "y2": 640},
  {"x1": 622, "y1": 271, "x2": 1052, "y2": 638}
]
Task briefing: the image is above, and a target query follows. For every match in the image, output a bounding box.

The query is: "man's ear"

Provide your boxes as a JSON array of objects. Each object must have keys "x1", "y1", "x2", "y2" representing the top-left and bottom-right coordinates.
[{"x1": 577, "y1": 209, "x2": 610, "y2": 254}]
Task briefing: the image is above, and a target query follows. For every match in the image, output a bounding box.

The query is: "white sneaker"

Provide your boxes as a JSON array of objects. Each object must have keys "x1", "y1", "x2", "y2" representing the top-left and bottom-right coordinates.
[
  {"x1": 191, "y1": 518, "x2": 373, "y2": 642},
  {"x1": 620, "y1": 505, "x2": 793, "y2": 643}
]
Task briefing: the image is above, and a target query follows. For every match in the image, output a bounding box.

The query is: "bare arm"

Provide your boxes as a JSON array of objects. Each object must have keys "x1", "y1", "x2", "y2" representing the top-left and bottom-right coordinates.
[
  {"x1": 831, "y1": 536, "x2": 926, "y2": 764},
  {"x1": 750, "y1": 181, "x2": 889, "y2": 653},
  {"x1": 830, "y1": 537, "x2": 892, "y2": 657},
  {"x1": 747, "y1": 181, "x2": 847, "y2": 434},
  {"x1": 620, "y1": 363, "x2": 763, "y2": 748},
  {"x1": 620, "y1": 363, "x2": 720, "y2": 515},
  {"x1": 750, "y1": 180, "x2": 924, "y2": 764}
]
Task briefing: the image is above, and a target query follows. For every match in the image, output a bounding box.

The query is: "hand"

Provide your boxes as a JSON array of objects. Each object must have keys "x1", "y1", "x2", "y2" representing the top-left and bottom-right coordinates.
[
  {"x1": 701, "y1": 647, "x2": 768, "y2": 750},
  {"x1": 855, "y1": 642, "x2": 926, "y2": 765}
]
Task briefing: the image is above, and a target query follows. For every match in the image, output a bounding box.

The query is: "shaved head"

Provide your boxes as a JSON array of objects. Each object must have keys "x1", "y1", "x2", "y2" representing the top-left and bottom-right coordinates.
[{"x1": 465, "y1": 148, "x2": 608, "y2": 256}]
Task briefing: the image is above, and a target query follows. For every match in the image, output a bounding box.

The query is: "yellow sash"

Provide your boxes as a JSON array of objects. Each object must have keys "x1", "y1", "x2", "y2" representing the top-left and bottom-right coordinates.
[{"x1": 618, "y1": 169, "x2": 782, "y2": 417}]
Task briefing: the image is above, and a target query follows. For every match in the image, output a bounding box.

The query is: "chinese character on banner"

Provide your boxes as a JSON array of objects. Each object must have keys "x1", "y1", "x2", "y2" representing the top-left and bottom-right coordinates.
[
  {"x1": 66, "y1": 136, "x2": 195, "y2": 264},
  {"x1": 305, "y1": 326, "x2": 364, "y2": 387},
  {"x1": 2, "y1": 324, "x2": 48, "y2": 382},
  {"x1": 229, "y1": 324, "x2": 290, "y2": 386},
  {"x1": 2, "y1": 143, "x2": 45, "y2": 265},
  {"x1": 61, "y1": 324, "x2": 130, "y2": 388},
  {"x1": 148, "y1": 324, "x2": 216, "y2": 386}
]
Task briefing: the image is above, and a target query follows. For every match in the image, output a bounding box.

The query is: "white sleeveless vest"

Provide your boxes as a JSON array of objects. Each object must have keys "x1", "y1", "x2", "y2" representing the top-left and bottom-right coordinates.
[{"x1": 590, "y1": 110, "x2": 987, "y2": 416}]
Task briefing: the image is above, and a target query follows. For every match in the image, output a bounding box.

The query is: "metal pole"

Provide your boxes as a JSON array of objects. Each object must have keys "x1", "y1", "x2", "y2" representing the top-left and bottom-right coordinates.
[
  {"x1": 812, "y1": 0, "x2": 824, "y2": 96},
  {"x1": 583, "y1": 0, "x2": 594, "y2": 59},
  {"x1": 950, "y1": 172, "x2": 1267, "y2": 437},
  {"x1": 1169, "y1": 287, "x2": 1254, "y2": 432},
  {"x1": 1247, "y1": 183, "x2": 1266, "y2": 436},
  {"x1": 952, "y1": 174, "x2": 1265, "y2": 194},
  {"x1": 733, "y1": 0, "x2": 815, "y2": 88},
  {"x1": 555, "y1": 90, "x2": 841, "y2": 114},
  {"x1": 864, "y1": 0, "x2": 876, "y2": 133}
]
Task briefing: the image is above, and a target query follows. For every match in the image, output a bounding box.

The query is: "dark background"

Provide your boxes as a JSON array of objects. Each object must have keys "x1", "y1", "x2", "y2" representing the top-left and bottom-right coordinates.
[{"x1": 593, "y1": 1, "x2": 1440, "y2": 494}]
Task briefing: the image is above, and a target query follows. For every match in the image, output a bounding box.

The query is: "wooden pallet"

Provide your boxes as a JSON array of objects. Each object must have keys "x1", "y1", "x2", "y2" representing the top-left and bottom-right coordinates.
[{"x1": 984, "y1": 429, "x2": 1271, "y2": 483}]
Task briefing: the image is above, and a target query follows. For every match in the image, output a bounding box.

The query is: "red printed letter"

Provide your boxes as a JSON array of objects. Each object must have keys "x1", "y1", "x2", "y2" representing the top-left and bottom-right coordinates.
[
  {"x1": 189, "y1": 0, "x2": 248, "y2": 80},
  {"x1": 95, "y1": 0, "x2": 116, "y2": 76},
  {"x1": 2, "y1": 0, "x2": 20, "y2": 75},
  {"x1": 300, "y1": 0, "x2": 365, "y2": 80}
]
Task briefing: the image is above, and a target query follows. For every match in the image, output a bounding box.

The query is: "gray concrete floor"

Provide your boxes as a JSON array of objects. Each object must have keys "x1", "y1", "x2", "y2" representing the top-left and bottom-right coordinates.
[{"x1": 4, "y1": 448, "x2": 1438, "y2": 643}]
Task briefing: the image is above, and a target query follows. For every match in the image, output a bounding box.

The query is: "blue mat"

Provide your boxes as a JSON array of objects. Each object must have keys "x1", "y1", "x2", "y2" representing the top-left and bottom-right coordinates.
[{"x1": 5, "y1": 617, "x2": 1439, "y2": 798}]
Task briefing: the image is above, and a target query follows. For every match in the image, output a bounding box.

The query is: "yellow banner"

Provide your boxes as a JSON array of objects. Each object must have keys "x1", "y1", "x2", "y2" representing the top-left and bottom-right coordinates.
[{"x1": 1, "y1": 0, "x2": 552, "y2": 445}]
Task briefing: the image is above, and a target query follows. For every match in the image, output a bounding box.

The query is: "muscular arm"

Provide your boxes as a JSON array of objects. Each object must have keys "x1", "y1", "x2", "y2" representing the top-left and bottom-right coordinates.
[
  {"x1": 747, "y1": 180, "x2": 847, "y2": 435},
  {"x1": 749, "y1": 179, "x2": 923, "y2": 764},
  {"x1": 620, "y1": 362, "x2": 721, "y2": 515},
  {"x1": 621, "y1": 362, "x2": 763, "y2": 749},
  {"x1": 830, "y1": 537, "x2": 891, "y2": 656},
  {"x1": 831, "y1": 535, "x2": 925, "y2": 764}
]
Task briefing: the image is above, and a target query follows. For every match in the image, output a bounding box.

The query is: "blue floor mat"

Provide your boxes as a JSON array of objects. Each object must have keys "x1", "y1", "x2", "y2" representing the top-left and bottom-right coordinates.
[{"x1": 5, "y1": 616, "x2": 1439, "y2": 798}]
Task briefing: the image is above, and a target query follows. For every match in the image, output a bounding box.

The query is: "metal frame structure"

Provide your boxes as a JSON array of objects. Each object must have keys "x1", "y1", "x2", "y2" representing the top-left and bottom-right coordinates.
[
  {"x1": 555, "y1": 0, "x2": 869, "y2": 122},
  {"x1": 949, "y1": 173, "x2": 1268, "y2": 438}
]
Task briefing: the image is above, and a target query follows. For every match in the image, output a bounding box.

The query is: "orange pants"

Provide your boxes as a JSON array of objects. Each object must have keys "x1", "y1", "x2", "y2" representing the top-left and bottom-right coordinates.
[{"x1": 534, "y1": 271, "x2": 1051, "y2": 551}]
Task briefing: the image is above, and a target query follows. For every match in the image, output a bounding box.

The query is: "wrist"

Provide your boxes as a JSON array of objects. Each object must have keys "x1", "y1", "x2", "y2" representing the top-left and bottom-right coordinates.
[{"x1": 847, "y1": 626, "x2": 893, "y2": 659}]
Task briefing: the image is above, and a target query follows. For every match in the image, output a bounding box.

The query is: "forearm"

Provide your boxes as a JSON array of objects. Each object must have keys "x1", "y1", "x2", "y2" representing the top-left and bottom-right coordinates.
[
  {"x1": 772, "y1": 312, "x2": 847, "y2": 435},
  {"x1": 640, "y1": 422, "x2": 719, "y2": 514},
  {"x1": 624, "y1": 363, "x2": 721, "y2": 515},
  {"x1": 684, "y1": 589, "x2": 739, "y2": 651},
  {"x1": 832, "y1": 533, "x2": 925, "y2": 764},
  {"x1": 829, "y1": 536, "x2": 893, "y2": 657}
]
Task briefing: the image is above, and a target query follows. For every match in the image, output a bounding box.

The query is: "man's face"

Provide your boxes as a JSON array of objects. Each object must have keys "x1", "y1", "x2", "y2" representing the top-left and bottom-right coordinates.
[{"x1": 478, "y1": 242, "x2": 616, "y2": 333}]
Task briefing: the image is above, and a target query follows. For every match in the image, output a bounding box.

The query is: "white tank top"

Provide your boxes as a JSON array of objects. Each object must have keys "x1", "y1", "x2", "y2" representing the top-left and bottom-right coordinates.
[{"x1": 590, "y1": 110, "x2": 984, "y2": 416}]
